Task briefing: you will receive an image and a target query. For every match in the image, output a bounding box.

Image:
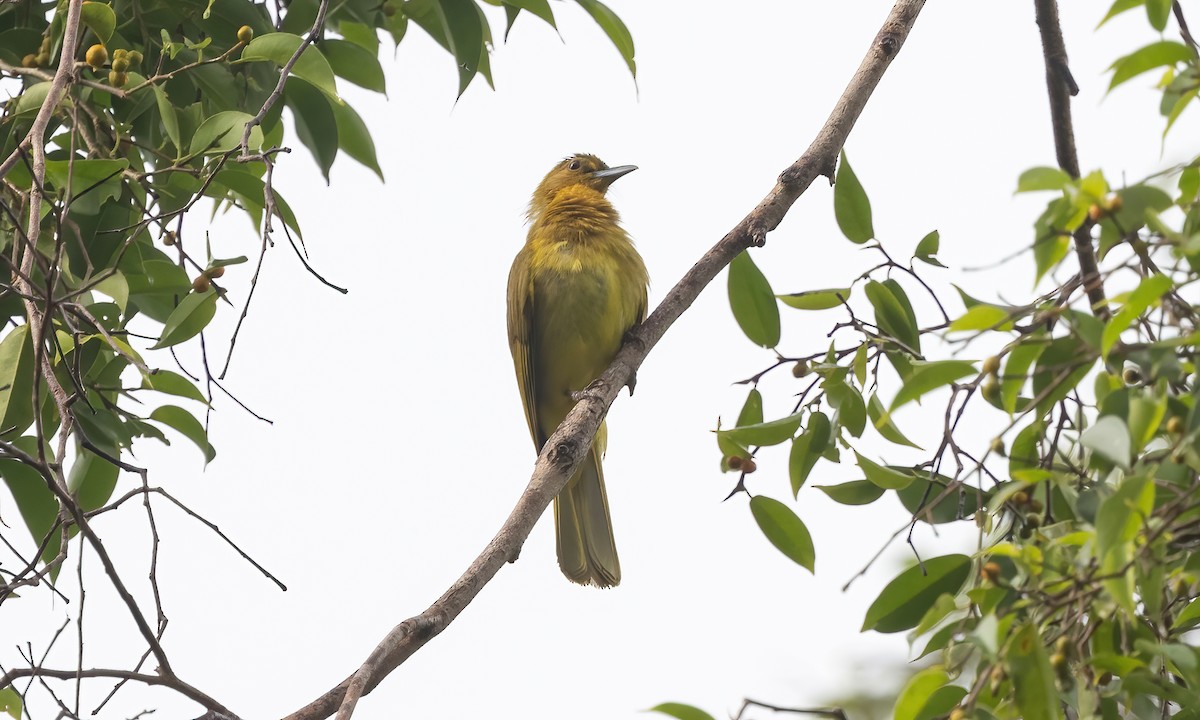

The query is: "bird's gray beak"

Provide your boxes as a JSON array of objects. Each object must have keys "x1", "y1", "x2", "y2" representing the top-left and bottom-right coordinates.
[{"x1": 592, "y1": 164, "x2": 637, "y2": 189}]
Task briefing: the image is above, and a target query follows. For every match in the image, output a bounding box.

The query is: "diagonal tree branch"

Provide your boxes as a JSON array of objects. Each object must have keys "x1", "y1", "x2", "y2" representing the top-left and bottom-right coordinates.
[
  {"x1": 283, "y1": 2, "x2": 927, "y2": 719},
  {"x1": 1033, "y1": 0, "x2": 1110, "y2": 319}
]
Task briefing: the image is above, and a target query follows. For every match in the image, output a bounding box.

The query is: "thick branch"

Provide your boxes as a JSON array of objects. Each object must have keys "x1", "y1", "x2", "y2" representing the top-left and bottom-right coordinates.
[
  {"x1": 1033, "y1": 0, "x2": 1109, "y2": 319},
  {"x1": 282, "y1": 2, "x2": 926, "y2": 720}
]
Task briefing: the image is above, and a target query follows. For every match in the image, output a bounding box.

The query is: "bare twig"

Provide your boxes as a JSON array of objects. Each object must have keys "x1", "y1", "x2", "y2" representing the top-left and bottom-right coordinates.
[{"x1": 283, "y1": 3, "x2": 927, "y2": 719}]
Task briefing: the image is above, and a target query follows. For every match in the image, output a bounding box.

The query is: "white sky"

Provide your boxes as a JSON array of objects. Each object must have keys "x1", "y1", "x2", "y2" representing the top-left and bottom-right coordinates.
[{"x1": 2, "y1": 2, "x2": 1193, "y2": 719}]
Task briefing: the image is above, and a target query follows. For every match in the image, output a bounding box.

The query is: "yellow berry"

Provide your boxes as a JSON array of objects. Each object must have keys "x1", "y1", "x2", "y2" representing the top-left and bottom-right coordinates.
[
  {"x1": 981, "y1": 377, "x2": 1000, "y2": 402},
  {"x1": 990, "y1": 437, "x2": 1005, "y2": 456},
  {"x1": 792, "y1": 360, "x2": 809, "y2": 378},
  {"x1": 981, "y1": 561, "x2": 1001, "y2": 583},
  {"x1": 107, "y1": 70, "x2": 127, "y2": 87},
  {"x1": 1028, "y1": 498, "x2": 1044, "y2": 513},
  {"x1": 85, "y1": 43, "x2": 108, "y2": 69},
  {"x1": 36, "y1": 52, "x2": 50, "y2": 67},
  {"x1": 22, "y1": 53, "x2": 38, "y2": 68},
  {"x1": 1122, "y1": 367, "x2": 1143, "y2": 385},
  {"x1": 1167, "y1": 416, "x2": 1185, "y2": 435},
  {"x1": 207, "y1": 266, "x2": 226, "y2": 279},
  {"x1": 112, "y1": 48, "x2": 128, "y2": 59},
  {"x1": 1088, "y1": 204, "x2": 1105, "y2": 222},
  {"x1": 126, "y1": 50, "x2": 143, "y2": 65},
  {"x1": 111, "y1": 57, "x2": 129, "y2": 72},
  {"x1": 192, "y1": 275, "x2": 211, "y2": 293},
  {"x1": 163, "y1": 231, "x2": 177, "y2": 246},
  {"x1": 982, "y1": 355, "x2": 1001, "y2": 375},
  {"x1": 1012, "y1": 490, "x2": 1029, "y2": 506},
  {"x1": 237, "y1": 25, "x2": 254, "y2": 44}
]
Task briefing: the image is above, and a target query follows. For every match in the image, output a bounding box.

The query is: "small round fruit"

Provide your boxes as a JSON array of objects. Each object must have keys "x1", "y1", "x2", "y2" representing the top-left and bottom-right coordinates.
[
  {"x1": 85, "y1": 43, "x2": 108, "y2": 69},
  {"x1": 1025, "y1": 513, "x2": 1042, "y2": 529},
  {"x1": 126, "y1": 50, "x2": 143, "y2": 65},
  {"x1": 1107, "y1": 194, "x2": 1123, "y2": 213},
  {"x1": 111, "y1": 57, "x2": 129, "y2": 73},
  {"x1": 192, "y1": 275, "x2": 211, "y2": 293},
  {"x1": 726, "y1": 455, "x2": 743, "y2": 470},
  {"x1": 22, "y1": 53, "x2": 38, "y2": 68},
  {"x1": 1087, "y1": 204, "x2": 1105, "y2": 222},
  {"x1": 112, "y1": 48, "x2": 127, "y2": 60},
  {"x1": 981, "y1": 561, "x2": 1001, "y2": 583},
  {"x1": 107, "y1": 70, "x2": 127, "y2": 87},
  {"x1": 990, "y1": 437, "x2": 1006, "y2": 456},
  {"x1": 741, "y1": 458, "x2": 757, "y2": 474},
  {"x1": 1122, "y1": 367, "x2": 1143, "y2": 385},
  {"x1": 207, "y1": 266, "x2": 226, "y2": 278},
  {"x1": 948, "y1": 709, "x2": 966, "y2": 720},
  {"x1": 1167, "y1": 416, "x2": 1185, "y2": 435},
  {"x1": 1028, "y1": 498, "x2": 1044, "y2": 513},
  {"x1": 1011, "y1": 490, "x2": 1029, "y2": 506},
  {"x1": 382, "y1": 2, "x2": 398, "y2": 16},
  {"x1": 36, "y1": 52, "x2": 50, "y2": 67},
  {"x1": 163, "y1": 231, "x2": 177, "y2": 246},
  {"x1": 237, "y1": 25, "x2": 254, "y2": 44},
  {"x1": 981, "y1": 377, "x2": 1000, "y2": 402},
  {"x1": 982, "y1": 355, "x2": 1001, "y2": 375},
  {"x1": 792, "y1": 360, "x2": 809, "y2": 378},
  {"x1": 1050, "y1": 652, "x2": 1067, "y2": 668}
]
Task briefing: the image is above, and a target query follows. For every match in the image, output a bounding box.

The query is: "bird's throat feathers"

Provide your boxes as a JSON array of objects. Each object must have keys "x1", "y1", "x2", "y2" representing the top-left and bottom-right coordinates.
[{"x1": 528, "y1": 185, "x2": 622, "y2": 236}]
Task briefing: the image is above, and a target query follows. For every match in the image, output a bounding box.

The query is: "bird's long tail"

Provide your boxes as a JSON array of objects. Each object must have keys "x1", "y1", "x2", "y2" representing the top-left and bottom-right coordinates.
[{"x1": 554, "y1": 426, "x2": 620, "y2": 588}]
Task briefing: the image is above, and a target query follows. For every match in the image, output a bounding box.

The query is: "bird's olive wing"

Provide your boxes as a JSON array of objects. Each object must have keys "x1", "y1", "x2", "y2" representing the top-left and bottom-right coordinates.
[{"x1": 507, "y1": 249, "x2": 542, "y2": 447}]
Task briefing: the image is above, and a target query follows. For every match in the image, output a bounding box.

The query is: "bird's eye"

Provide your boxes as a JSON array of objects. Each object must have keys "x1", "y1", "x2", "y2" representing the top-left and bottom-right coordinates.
[{"x1": 568, "y1": 159, "x2": 582, "y2": 171}]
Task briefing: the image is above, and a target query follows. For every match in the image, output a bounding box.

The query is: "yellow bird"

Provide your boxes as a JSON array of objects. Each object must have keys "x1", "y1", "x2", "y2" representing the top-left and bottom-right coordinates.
[{"x1": 507, "y1": 154, "x2": 649, "y2": 588}]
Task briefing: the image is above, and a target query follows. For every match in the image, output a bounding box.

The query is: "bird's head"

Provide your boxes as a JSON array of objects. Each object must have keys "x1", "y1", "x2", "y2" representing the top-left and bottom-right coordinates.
[{"x1": 529, "y1": 154, "x2": 636, "y2": 216}]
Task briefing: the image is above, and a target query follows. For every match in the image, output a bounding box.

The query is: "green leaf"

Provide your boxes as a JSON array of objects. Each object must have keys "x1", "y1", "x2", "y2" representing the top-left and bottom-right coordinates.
[
  {"x1": 151, "y1": 290, "x2": 218, "y2": 350},
  {"x1": 574, "y1": 0, "x2": 635, "y2": 77},
  {"x1": 914, "y1": 230, "x2": 945, "y2": 267},
  {"x1": 736, "y1": 388, "x2": 764, "y2": 427},
  {"x1": 948, "y1": 304, "x2": 1012, "y2": 333},
  {"x1": 1009, "y1": 623, "x2": 1059, "y2": 720},
  {"x1": 189, "y1": 111, "x2": 263, "y2": 155},
  {"x1": 150, "y1": 405, "x2": 216, "y2": 464},
  {"x1": 142, "y1": 370, "x2": 208, "y2": 405},
  {"x1": 778, "y1": 287, "x2": 850, "y2": 310},
  {"x1": 504, "y1": 0, "x2": 558, "y2": 38},
  {"x1": 647, "y1": 703, "x2": 716, "y2": 720},
  {"x1": 68, "y1": 446, "x2": 120, "y2": 512},
  {"x1": 0, "y1": 687, "x2": 21, "y2": 720},
  {"x1": 1108, "y1": 41, "x2": 1194, "y2": 91},
  {"x1": 211, "y1": 170, "x2": 303, "y2": 239},
  {"x1": 748, "y1": 495, "x2": 815, "y2": 572},
  {"x1": 0, "y1": 437, "x2": 59, "y2": 565},
  {"x1": 890, "y1": 360, "x2": 976, "y2": 411},
  {"x1": 44, "y1": 159, "x2": 128, "y2": 209},
  {"x1": 1033, "y1": 232, "x2": 1070, "y2": 284},
  {"x1": 862, "y1": 554, "x2": 971, "y2": 633},
  {"x1": 856, "y1": 452, "x2": 913, "y2": 490},
  {"x1": 789, "y1": 412, "x2": 830, "y2": 496},
  {"x1": 1003, "y1": 339, "x2": 1047, "y2": 414},
  {"x1": 894, "y1": 667, "x2": 964, "y2": 720},
  {"x1": 239, "y1": 32, "x2": 340, "y2": 101},
  {"x1": 1081, "y1": 415, "x2": 1132, "y2": 469},
  {"x1": 12, "y1": 81, "x2": 56, "y2": 116},
  {"x1": 815, "y1": 480, "x2": 885, "y2": 506},
  {"x1": 0, "y1": 325, "x2": 35, "y2": 436},
  {"x1": 898, "y1": 473, "x2": 986, "y2": 524},
  {"x1": 827, "y1": 382, "x2": 866, "y2": 438},
  {"x1": 1146, "y1": 0, "x2": 1172, "y2": 30},
  {"x1": 1101, "y1": 273, "x2": 1173, "y2": 358},
  {"x1": 1031, "y1": 337, "x2": 1095, "y2": 417},
  {"x1": 1096, "y1": 474, "x2": 1153, "y2": 561},
  {"x1": 1017, "y1": 166, "x2": 1071, "y2": 193},
  {"x1": 321, "y1": 39, "x2": 386, "y2": 93},
  {"x1": 1099, "y1": 0, "x2": 1146, "y2": 27},
  {"x1": 718, "y1": 412, "x2": 804, "y2": 447},
  {"x1": 332, "y1": 98, "x2": 384, "y2": 180},
  {"x1": 286, "y1": 77, "x2": 338, "y2": 179},
  {"x1": 865, "y1": 280, "x2": 920, "y2": 353},
  {"x1": 727, "y1": 251, "x2": 780, "y2": 348},
  {"x1": 1173, "y1": 597, "x2": 1200, "y2": 633},
  {"x1": 834, "y1": 151, "x2": 873, "y2": 243},
  {"x1": 1008, "y1": 421, "x2": 1045, "y2": 481},
  {"x1": 153, "y1": 86, "x2": 183, "y2": 157},
  {"x1": 80, "y1": 1, "x2": 116, "y2": 43},
  {"x1": 867, "y1": 394, "x2": 921, "y2": 448}
]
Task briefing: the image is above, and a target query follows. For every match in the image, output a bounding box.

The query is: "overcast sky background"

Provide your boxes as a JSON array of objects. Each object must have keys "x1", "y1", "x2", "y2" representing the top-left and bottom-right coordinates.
[{"x1": 2, "y1": 1, "x2": 1193, "y2": 719}]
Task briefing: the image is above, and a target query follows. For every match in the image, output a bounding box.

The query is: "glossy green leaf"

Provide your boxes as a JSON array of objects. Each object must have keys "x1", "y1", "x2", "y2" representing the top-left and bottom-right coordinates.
[
  {"x1": 1146, "y1": 0, "x2": 1169, "y2": 31},
  {"x1": 1002, "y1": 339, "x2": 1047, "y2": 414},
  {"x1": 648, "y1": 703, "x2": 716, "y2": 720},
  {"x1": 152, "y1": 86, "x2": 182, "y2": 157},
  {"x1": 1098, "y1": 0, "x2": 1145, "y2": 27},
  {"x1": 321, "y1": 39, "x2": 386, "y2": 93},
  {"x1": 211, "y1": 170, "x2": 304, "y2": 239},
  {"x1": 894, "y1": 667, "x2": 964, "y2": 720},
  {"x1": 948, "y1": 304, "x2": 1012, "y2": 332},
  {"x1": 1101, "y1": 273, "x2": 1173, "y2": 358},
  {"x1": 1081, "y1": 415, "x2": 1132, "y2": 469},
  {"x1": 865, "y1": 280, "x2": 920, "y2": 353},
  {"x1": 80, "y1": 1, "x2": 116, "y2": 43},
  {"x1": 867, "y1": 394, "x2": 921, "y2": 448},
  {"x1": 856, "y1": 452, "x2": 913, "y2": 490},
  {"x1": 1017, "y1": 166, "x2": 1071, "y2": 193},
  {"x1": 332, "y1": 98, "x2": 384, "y2": 179},
  {"x1": 778, "y1": 287, "x2": 850, "y2": 310},
  {"x1": 1008, "y1": 421, "x2": 1045, "y2": 480},
  {"x1": 1009, "y1": 623, "x2": 1059, "y2": 720},
  {"x1": 1109, "y1": 41, "x2": 1194, "y2": 91},
  {"x1": 286, "y1": 77, "x2": 338, "y2": 179},
  {"x1": 834, "y1": 151, "x2": 873, "y2": 243},
  {"x1": 789, "y1": 412, "x2": 830, "y2": 496},
  {"x1": 150, "y1": 405, "x2": 216, "y2": 464},
  {"x1": 12, "y1": 81, "x2": 56, "y2": 116},
  {"x1": 68, "y1": 446, "x2": 120, "y2": 512},
  {"x1": 142, "y1": 370, "x2": 208, "y2": 405},
  {"x1": 1033, "y1": 232, "x2": 1071, "y2": 284},
  {"x1": 1173, "y1": 597, "x2": 1200, "y2": 632},
  {"x1": 1031, "y1": 337, "x2": 1095, "y2": 417},
  {"x1": 898, "y1": 473, "x2": 986, "y2": 524},
  {"x1": 239, "y1": 32, "x2": 341, "y2": 101},
  {"x1": 151, "y1": 290, "x2": 218, "y2": 350},
  {"x1": 189, "y1": 111, "x2": 263, "y2": 155},
  {"x1": 718, "y1": 412, "x2": 803, "y2": 447},
  {"x1": 862, "y1": 554, "x2": 971, "y2": 633},
  {"x1": 0, "y1": 325, "x2": 35, "y2": 436},
  {"x1": 890, "y1": 360, "x2": 976, "y2": 411},
  {"x1": 749, "y1": 495, "x2": 815, "y2": 572},
  {"x1": 1096, "y1": 474, "x2": 1153, "y2": 561},
  {"x1": 827, "y1": 383, "x2": 866, "y2": 437},
  {"x1": 504, "y1": 0, "x2": 557, "y2": 38},
  {"x1": 0, "y1": 687, "x2": 21, "y2": 720},
  {"x1": 735, "y1": 390, "x2": 763, "y2": 429},
  {"x1": 0, "y1": 437, "x2": 59, "y2": 565},
  {"x1": 914, "y1": 230, "x2": 945, "y2": 267},
  {"x1": 728, "y1": 251, "x2": 780, "y2": 348},
  {"x1": 574, "y1": 0, "x2": 635, "y2": 77},
  {"x1": 815, "y1": 480, "x2": 884, "y2": 506}
]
